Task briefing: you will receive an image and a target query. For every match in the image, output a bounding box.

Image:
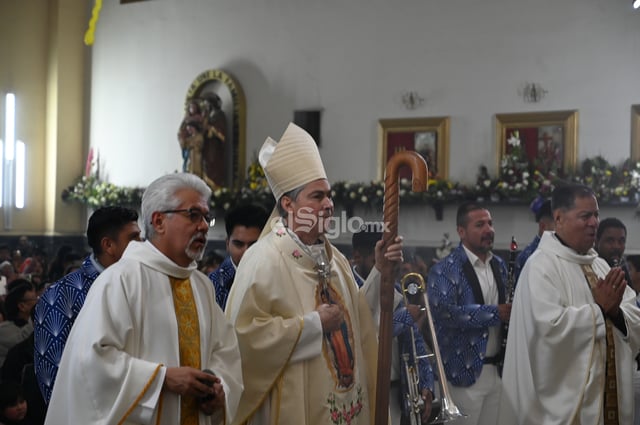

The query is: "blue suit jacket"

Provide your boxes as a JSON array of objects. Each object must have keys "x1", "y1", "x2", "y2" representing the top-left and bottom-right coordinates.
[
  {"x1": 33, "y1": 256, "x2": 100, "y2": 403},
  {"x1": 426, "y1": 244, "x2": 507, "y2": 387},
  {"x1": 515, "y1": 234, "x2": 540, "y2": 281},
  {"x1": 208, "y1": 256, "x2": 236, "y2": 309}
]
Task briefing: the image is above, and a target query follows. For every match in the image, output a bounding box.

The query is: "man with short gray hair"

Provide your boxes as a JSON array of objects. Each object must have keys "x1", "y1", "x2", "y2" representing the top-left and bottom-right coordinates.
[{"x1": 45, "y1": 173, "x2": 243, "y2": 425}]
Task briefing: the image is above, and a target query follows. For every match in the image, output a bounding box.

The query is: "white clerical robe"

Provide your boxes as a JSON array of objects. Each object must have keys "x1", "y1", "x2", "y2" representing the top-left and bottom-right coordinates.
[
  {"x1": 225, "y1": 219, "x2": 381, "y2": 425},
  {"x1": 45, "y1": 240, "x2": 243, "y2": 425},
  {"x1": 499, "y1": 231, "x2": 640, "y2": 425}
]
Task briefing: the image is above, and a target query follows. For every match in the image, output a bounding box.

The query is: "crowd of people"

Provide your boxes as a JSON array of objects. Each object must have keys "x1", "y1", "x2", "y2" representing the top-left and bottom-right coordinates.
[{"x1": 1, "y1": 122, "x2": 640, "y2": 424}]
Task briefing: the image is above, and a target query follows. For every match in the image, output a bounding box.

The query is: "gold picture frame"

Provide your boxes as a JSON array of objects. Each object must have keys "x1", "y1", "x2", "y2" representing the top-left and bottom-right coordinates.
[
  {"x1": 378, "y1": 117, "x2": 450, "y2": 180},
  {"x1": 631, "y1": 105, "x2": 640, "y2": 161},
  {"x1": 495, "y1": 110, "x2": 578, "y2": 175}
]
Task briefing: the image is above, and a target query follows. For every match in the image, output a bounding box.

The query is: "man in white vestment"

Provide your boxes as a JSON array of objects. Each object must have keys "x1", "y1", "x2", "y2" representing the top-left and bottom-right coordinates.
[
  {"x1": 499, "y1": 184, "x2": 640, "y2": 425},
  {"x1": 45, "y1": 173, "x2": 243, "y2": 425},
  {"x1": 225, "y1": 123, "x2": 404, "y2": 425}
]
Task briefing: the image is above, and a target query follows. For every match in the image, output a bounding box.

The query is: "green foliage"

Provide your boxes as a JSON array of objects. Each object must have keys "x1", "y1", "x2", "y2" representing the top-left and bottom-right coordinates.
[
  {"x1": 62, "y1": 157, "x2": 640, "y2": 211},
  {"x1": 61, "y1": 176, "x2": 144, "y2": 209}
]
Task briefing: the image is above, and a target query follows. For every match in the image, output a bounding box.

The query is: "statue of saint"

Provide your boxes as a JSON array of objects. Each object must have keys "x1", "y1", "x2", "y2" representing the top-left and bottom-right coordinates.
[
  {"x1": 201, "y1": 93, "x2": 227, "y2": 188},
  {"x1": 178, "y1": 93, "x2": 228, "y2": 188},
  {"x1": 177, "y1": 117, "x2": 204, "y2": 178},
  {"x1": 177, "y1": 100, "x2": 204, "y2": 173}
]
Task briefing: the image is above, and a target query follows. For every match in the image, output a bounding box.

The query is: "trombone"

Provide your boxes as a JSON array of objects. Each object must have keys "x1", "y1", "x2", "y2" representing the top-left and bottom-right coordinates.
[{"x1": 400, "y1": 272, "x2": 466, "y2": 424}]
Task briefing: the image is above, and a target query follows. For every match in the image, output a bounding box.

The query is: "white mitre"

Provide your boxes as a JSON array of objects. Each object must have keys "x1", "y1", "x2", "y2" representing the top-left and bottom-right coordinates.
[
  {"x1": 258, "y1": 122, "x2": 327, "y2": 234},
  {"x1": 259, "y1": 122, "x2": 327, "y2": 201}
]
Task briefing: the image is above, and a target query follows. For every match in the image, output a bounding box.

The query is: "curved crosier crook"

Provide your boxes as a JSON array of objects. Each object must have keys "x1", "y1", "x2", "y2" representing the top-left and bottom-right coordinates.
[{"x1": 374, "y1": 150, "x2": 428, "y2": 425}]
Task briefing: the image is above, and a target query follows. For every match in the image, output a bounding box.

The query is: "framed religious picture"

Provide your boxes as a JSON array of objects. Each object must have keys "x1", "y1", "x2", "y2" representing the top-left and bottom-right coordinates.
[
  {"x1": 495, "y1": 110, "x2": 578, "y2": 176},
  {"x1": 179, "y1": 69, "x2": 246, "y2": 190},
  {"x1": 378, "y1": 117, "x2": 450, "y2": 180},
  {"x1": 631, "y1": 105, "x2": 640, "y2": 161}
]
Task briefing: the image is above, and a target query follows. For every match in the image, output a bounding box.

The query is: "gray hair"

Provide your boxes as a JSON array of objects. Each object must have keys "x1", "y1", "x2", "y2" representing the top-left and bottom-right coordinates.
[
  {"x1": 141, "y1": 173, "x2": 212, "y2": 240},
  {"x1": 277, "y1": 185, "x2": 306, "y2": 218}
]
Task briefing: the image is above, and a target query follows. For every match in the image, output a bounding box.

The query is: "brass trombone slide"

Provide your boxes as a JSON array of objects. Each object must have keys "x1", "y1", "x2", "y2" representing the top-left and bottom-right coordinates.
[{"x1": 400, "y1": 272, "x2": 466, "y2": 424}]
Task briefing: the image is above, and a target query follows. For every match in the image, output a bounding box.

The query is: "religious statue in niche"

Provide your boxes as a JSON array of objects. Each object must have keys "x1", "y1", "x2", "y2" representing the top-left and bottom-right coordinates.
[
  {"x1": 178, "y1": 100, "x2": 204, "y2": 173},
  {"x1": 202, "y1": 93, "x2": 227, "y2": 187},
  {"x1": 178, "y1": 69, "x2": 247, "y2": 190},
  {"x1": 177, "y1": 94, "x2": 227, "y2": 188}
]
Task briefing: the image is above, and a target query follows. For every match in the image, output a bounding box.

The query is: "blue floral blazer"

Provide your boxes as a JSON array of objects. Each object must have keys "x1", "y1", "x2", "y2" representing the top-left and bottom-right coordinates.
[
  {"x1": 33, "y1": 256, "x2": 100, "y2": 403},
  {"x1": 426, "y1": 244, "x2": 507, "y2": 387},
  {"x1": 208, "y1": 255, "x2": 236, "y2": 310}
]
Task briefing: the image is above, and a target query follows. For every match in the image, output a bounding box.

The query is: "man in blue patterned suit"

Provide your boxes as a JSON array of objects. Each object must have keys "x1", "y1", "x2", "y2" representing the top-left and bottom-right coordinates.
[
  {"x1": 427, "y1": 202, "x2": 511, "y2": 425},
  {"x1": 208, "y1": 203, "x2": 269, "y2": 309},
  {"x1": 33, "y1": 206, "x2": 141, "y2": 404}
]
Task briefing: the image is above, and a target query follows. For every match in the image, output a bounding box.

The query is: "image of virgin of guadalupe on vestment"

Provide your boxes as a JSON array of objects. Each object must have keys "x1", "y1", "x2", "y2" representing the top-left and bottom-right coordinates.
[
  {"x1": 314, "y1": 266, "x2": 356, "y2": 390},
  {"x1": 256, "y1": 221, "x2": 374, "y2": 423},
  {"x1": 225, "y1": 122, "x2": 379, "y2": 424}
]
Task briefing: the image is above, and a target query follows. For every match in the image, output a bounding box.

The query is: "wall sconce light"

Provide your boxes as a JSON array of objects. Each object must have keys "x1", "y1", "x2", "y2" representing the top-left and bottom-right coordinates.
[
  {"x1": 1, "y1": 93, "x2": 26, "y2": 230},
  {"x1": 520, "y1": 82, "x2": 547, "y2": 103},
  {"x1": 401, "y1": 91, "x2": 425, "y2": 110},
  {"x1": 634, "y1": 0, "x2": 640, "y2": 9}
]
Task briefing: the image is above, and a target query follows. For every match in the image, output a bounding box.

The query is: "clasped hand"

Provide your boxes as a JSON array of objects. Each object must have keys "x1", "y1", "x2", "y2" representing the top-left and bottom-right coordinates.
[
  {"x1": 164, "y1": 367, "x2": 225, "y2": 415},
  {"x1": 317, "y1": 303, "x2": 344, "y2": 333},
  {"x1": 592, "y1": 267, "x2": 627, "y2": 317}
]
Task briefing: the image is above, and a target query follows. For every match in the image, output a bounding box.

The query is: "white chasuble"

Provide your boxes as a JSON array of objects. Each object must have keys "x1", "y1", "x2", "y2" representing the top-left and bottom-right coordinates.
[
  {"x1": 499, "y1": 232, "x2": 640, "y2": 425},
  {"x1": 45, "y1": 241, "x2": 243, "y2": 425},
  {"x1": 226, "y1": 220, "x2": 379, "y2": 425}
]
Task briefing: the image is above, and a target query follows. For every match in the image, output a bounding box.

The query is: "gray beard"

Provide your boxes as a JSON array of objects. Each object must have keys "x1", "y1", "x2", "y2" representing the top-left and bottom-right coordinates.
[{"x1": 185, "y1": 233, "x2": 207, "y2": 262}]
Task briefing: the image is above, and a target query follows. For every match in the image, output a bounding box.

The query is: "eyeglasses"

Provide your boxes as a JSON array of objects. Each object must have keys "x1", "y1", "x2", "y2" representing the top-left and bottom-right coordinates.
[{"x1": 160, "y1": 208, "x2": 214, "y2": 227}]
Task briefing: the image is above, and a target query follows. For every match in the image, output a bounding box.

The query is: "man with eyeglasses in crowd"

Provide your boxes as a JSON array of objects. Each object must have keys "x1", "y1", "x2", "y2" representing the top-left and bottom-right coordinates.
[{"x1": 44, "y1": 173, "x2": 243, "y2": 425}]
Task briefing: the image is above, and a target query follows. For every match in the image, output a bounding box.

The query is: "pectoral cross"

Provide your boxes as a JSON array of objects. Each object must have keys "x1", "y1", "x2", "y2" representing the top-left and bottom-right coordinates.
[{"x1": 312, "y1": 247, "x2": 332, "y2": 301}]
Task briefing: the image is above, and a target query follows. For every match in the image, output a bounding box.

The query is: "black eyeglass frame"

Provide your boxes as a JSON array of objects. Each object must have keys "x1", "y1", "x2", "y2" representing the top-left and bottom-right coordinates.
[{"x1": 159, "y1": 208, "x2": 214, "y2": 226}]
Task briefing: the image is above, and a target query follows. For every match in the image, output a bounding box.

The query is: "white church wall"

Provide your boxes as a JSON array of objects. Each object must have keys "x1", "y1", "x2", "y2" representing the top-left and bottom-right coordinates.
[{"x1": 89, "y1": 0, "x2": 640, "y2": 246}]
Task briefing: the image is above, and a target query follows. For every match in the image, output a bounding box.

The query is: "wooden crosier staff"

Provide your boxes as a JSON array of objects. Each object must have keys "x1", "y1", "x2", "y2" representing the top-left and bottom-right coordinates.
[{"x1": 374, "y1": 151, "x2": 428, "y2": 425}]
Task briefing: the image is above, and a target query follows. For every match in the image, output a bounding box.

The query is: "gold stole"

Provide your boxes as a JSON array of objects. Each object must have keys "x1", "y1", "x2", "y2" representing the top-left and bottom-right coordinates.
[
  {"x1": 580, "y1": 264, "x2": 618, "y2": 425},
  {"x1": 169, "y1": 276, "x2": 201, "y2": 425}
]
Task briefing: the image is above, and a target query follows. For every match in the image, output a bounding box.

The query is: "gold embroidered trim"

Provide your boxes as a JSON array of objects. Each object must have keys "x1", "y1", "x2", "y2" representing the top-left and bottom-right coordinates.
[
  {"x1": 117, "y1": 363, "x2": 164, "y2": 425},
  {"x1": 155, "y1": 390, "x2": 165, "y2": 425}
]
